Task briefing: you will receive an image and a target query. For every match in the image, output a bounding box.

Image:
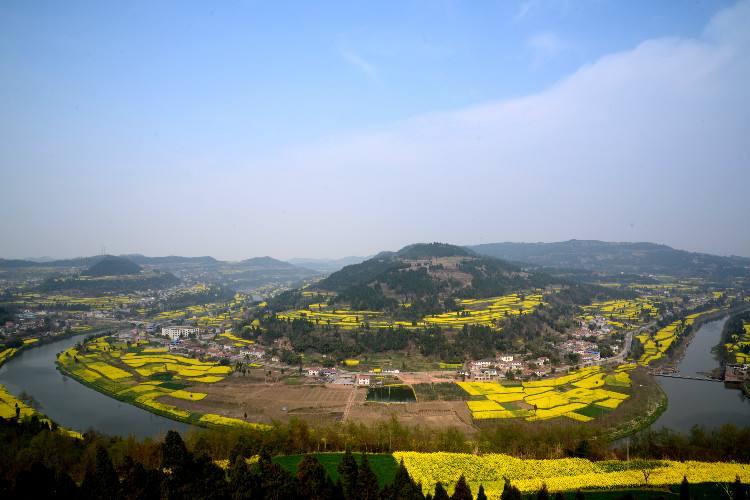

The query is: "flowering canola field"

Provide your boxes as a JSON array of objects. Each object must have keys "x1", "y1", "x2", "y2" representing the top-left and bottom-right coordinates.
[
  {"x1": 278, "y1": 293, "x2": 544, "y2": 331},
  {"x1": 724, "y1": 320, "x2": 750, "y2": 364},
  {"x1": 636, "y1": 309, "x2": 719, "y2": 366},
  {"x1": 393, "y1": 451, "x2": 750, "y2": 496},
  {"x1": 57, "y1": 337, "x2": 264, "y2": 429},
  {"x1": 580, "y1": 299, "x2": 658, "y2": 329},
  {"x1": 458, "y1": 365, "x2": 633, "y2": 422}
]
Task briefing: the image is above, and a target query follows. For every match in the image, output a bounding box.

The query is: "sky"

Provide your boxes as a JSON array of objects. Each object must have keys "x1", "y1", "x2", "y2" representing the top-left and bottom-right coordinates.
[{"x1": 1, "y1": 0, "x2": 749, "y2": 260}]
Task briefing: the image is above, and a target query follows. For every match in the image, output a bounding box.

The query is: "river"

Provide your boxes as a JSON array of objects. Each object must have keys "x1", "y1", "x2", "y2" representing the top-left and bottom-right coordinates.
[
  {"x1": 651, "y1": 317, "x2": 750, "y2": 432},
  {"x1": 2, "y1": 319, "x2": 748, "y2": 439},
  {"x1": 0, "y1": 333, "x2": 192, "y2": 438}
]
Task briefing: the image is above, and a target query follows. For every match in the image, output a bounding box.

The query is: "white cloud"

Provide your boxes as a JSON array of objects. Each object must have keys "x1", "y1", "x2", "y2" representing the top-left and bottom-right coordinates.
[
  {"x1": 527, "y1": 32, "x2": 569, "y2": 62},
  {"x1": 223, "y1": 0, "x2": 750, "y2": 258},
  {"x1": 4, "y1": 2, "x2": 750, "y2": 259},
  {"x1": 340, "y1": 47, "x2": 377, "y2": 78},
  {"x1": 515, "y1": 0, "x2": 535, "y2": 21}
]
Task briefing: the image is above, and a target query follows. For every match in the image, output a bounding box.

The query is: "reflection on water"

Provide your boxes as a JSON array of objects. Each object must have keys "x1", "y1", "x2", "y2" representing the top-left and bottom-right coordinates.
[
  {"x1": 651, "y1": 317, "x2": 750, "y2": 432},
  {"x1": 0, "y1": 333, "x2": 192, "y2": 438}
]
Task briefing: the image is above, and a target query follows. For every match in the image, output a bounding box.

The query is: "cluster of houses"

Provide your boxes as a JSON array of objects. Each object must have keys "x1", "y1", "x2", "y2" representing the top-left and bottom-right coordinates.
[
  {"x1": 464, "y1": 354, "x2": 550, "y2": 381},
  {"x1": 1, "y1": 309, "x2": 85, "y2": 340},
  {"x1": 559, "y1": 339, "x2": 603, "y2": 363}
]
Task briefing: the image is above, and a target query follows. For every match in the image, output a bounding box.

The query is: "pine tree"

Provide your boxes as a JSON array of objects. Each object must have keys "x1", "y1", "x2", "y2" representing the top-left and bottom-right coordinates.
[
  {"x1": 161, "y1": 430, "x2": 189, "y2": 471},
  {"x1": 297, "y1": 455, "x2": 331, "y2": 500},
  {"x1": 536, "y1": 483, "x2": 550, "y2": 500},
  {"x1": 501, "y1": 478, "x2": 522, "y2": 500},
  {"x1": 732, "y1": 475, "x2": 747, "y2": 500},
  {"x1": 337, "y1": 449, "x2": 358, "y2": 500},
  {"x1": 680, "y1": 475, "x2": 690, "y2": 500},
  {"x1": 358, "y1": 453, "x2": 381, "y2": 500},
  {"x1": 451, "y1": 475, "x2": 473, "y2": 500},
  {"x1": 81, "y1": 445, "x2": 120, "y2": 500},
  {"x1": 476, "y1": 484, "x2": 487, "y2": 500},
  {"x1": 434, "y1": 482, "x2": 450, "y2": 500}
]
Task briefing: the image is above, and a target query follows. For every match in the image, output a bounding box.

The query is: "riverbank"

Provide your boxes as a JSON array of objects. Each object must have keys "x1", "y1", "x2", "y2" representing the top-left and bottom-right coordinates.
[
  {"x1": 649, "y1": 316, "x2": 750, "y2": 432},
  {"x1": 54, "y1": 336, "x2": 269, "y2": 432},
  {"x1": 717, "y1": 308, "x2": 750, "y2": 396},
  {"x1": 606, "y1": 368, "x2": 667, "y2": 441},
  {"x1": 0, "y1": 332, "x2": 193, "y2": 437},
  {"x1": 0, "y1": 323, "x2": 120, "y2": 368}
]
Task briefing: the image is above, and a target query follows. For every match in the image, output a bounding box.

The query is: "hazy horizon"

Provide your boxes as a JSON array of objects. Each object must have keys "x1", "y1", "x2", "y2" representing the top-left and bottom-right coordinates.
[
  {"x1": 3, "y1": 1, "x2": 749, "y2": 261},
  {"x1": 5, "y1": 237, "x2": 750, "y2": 263}
]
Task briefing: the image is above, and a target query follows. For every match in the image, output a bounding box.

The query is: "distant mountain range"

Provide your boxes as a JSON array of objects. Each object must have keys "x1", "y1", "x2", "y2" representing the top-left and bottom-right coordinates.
[
  {"x1": 288, "y1": 256, "x2": 366, "y2": 273},
  {"x1": 4, "y1": 239, "x2": 749, "y2": 286},
  {"x1": 468, "y1": 240, "x2": 750, "y2": 281},
  {"x1": 0, "y1": 254, "x2": 321, "y2": 294}
]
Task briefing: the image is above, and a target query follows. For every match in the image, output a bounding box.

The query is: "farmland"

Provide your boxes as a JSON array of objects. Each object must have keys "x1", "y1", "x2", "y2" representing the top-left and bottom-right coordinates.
[
  {"x1": 580, "y1": 298, "x2": 658, "y2": 330},
  {"x1": 458, "y1": 365, "x2": 634, "y2": 422},
  {"x1": 275, "y1": 292, "x2": 544, "y2": 331},
  {"x1": 724, "y1": 319, "x2": 750, "y2": 364},
  {"x1": 635, "y1": 309, "x2": 720, "y2": 366},
  {"x1": 56, "y1": 336, "x2": 269, "y2": 430},
  {"x1": 394, "y1": 451, "x2": 750, "y2": 497}
]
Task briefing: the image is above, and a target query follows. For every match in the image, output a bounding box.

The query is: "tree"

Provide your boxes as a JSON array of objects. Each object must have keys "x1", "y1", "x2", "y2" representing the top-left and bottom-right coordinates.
[
  {"x1": 81, "y1": 445, "x2": 120, "y2": 500},
  {"x1": 731, "y1": 475, "x2": 747, "y2": 500},
  {"x1": 501, "y1": 478, "x2": 522, "y2": 500},
  {"x1": 386, "y1": 459, "x2": 424, "y2": 500},
  {"x1": 228, "y1": 454, "x2": 256, "y2": 500},
  {"x1": 357, "y1": 454, "x2": 380, "y2": 500},
  {"x1": 120, "y1": 456, "x2": 162, "y2": 500},
  {"x1": 451, "y1": 475, "x2": 472, "y2": 500},
  {"x1": 161, "y1": 430, "x2": 189, "y2": 470},
  {"x1": 297, "y1": 455, "x2": 331, "y2": 500},
  {"x1": 536, "y1": 483, "x2": 550, "y2": 500},
  {"x1": 476, "y1": 484, "x2": 487, "y2": 500},
  {"x1": 337, "y1": 449, "x2": 358, "y2": 500},
  {"x1": 680, "y1": 475, "x2": 690, "y2": 500},
  {"x1": 433, "y1": 482, "x2": 450, "y2": 500},
  {"x1": 574, "y1": 490, "x2": 585, "y2": 500}
]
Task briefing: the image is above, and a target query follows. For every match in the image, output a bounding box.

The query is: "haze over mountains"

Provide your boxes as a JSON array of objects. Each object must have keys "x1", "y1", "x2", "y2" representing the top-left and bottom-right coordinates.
[
  {"x1": 3, "y1": 239, "x2": 749, "y2": 288},
  {"x1": 468, "y1": 240, "x2": 750, "y2": 282}
]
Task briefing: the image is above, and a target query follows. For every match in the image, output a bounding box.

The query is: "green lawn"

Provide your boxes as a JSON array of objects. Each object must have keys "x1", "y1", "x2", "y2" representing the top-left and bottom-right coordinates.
[{"x1": 274, "y1": 452, "x2": 398, "y2": 488}]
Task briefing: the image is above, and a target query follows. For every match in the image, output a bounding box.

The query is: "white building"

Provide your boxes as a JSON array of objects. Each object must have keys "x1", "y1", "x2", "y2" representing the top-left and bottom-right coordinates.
[
  {"x1": 161, "y1": 326, "x2": 200, "y2": 341},
  {"x1": 356, "y1": 374, "x2": 371, "y2": 386}
]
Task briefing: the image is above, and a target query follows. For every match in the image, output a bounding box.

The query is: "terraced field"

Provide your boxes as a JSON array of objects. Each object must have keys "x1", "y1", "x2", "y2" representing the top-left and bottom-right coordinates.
[
  {"x1": 277, "y1": 292, "x2": 544, "y2": 331},
  {"x1": 580, "y1": 298, "x2": 658, "y2": 329}
]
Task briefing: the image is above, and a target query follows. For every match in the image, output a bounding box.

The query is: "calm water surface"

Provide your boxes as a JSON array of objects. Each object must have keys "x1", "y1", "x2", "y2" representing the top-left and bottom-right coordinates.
[
  {"x1": 651, "y1": 317, "x2": 750, "y2": 432},
  {"x1": 0, "y1": 333, "x2": 192, "y2": 438}
]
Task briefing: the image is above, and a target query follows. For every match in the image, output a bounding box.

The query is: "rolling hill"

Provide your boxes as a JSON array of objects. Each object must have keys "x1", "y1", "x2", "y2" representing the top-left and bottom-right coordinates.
[
  {"x1": 468, "y1": 240, "x2": 750, "y2": 282},
  {"x1": 83, "y1": 256, "x2": 142, "y2": 276},
  {"x1": 311, "y1": 242, "x2": 557, "y2": 315}
]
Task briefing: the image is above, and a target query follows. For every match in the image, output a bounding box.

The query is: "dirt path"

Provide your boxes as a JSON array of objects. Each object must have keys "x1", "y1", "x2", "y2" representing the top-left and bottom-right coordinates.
[{"x1": 341, "y1": 386, "x2": 358, "y2": 422}]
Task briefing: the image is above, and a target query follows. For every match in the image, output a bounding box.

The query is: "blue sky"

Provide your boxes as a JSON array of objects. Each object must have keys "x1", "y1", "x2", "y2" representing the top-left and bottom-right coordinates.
[{"x1": 1, "y1": 1, "x2": 749, "y2": 259}]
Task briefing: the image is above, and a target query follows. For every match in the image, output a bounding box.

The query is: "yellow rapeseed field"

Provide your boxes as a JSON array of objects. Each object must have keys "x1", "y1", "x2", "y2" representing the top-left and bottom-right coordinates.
[
  {"x1": 458, "y1": 366, "x2": 632, "y2": 422},
  {"x1": 394, "y1": 451, "x2": 750, "y2": 496}
]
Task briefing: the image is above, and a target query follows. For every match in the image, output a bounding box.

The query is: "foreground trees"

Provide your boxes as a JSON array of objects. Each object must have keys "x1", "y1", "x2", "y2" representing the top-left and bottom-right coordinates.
[{"x1": 2, "y1": 416, "x2": 750, "y2": 499}]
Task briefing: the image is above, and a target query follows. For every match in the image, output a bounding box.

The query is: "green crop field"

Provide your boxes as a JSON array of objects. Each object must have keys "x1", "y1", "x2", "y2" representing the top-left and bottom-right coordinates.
[{"x1": 274, "y1": 453, "x2": 398, "y2": 488}]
